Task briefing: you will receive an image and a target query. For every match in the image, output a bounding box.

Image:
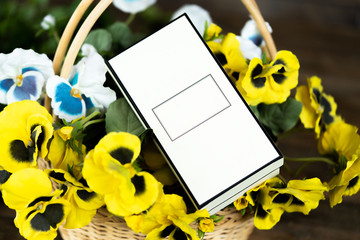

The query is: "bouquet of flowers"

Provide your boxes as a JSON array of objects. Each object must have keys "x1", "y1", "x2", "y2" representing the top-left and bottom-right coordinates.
[{"x1": 0, "y1": 0, "x2": 359, "y2": 239}]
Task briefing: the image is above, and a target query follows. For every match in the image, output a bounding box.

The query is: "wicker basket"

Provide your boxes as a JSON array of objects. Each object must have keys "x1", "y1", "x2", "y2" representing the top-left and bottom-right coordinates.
[
  {"x1": 46, "y1": 0, "x2": 277, "y2": 239},
  {"x1": 59, "y1": 207, "x2": 254, "y2": 240}
]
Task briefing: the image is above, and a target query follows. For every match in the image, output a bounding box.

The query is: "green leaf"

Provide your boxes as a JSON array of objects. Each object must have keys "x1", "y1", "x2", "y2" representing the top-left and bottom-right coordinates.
[
  {"x1": 338, "y1": 154, "x2": 347, "y2": 172},
  {"x1": 107, "y1": 22, "x2": 133, "y2": 48},
  {"x1": 210, "y1": 214, "x2": 224, "y2": 223},
  {"x1": 197, "y1": 229, "x2": 205, "y2": 239},
  {"x1": 249, "y1": 105, "x2": 260, "y2": 119},
  {"x1": 105, "y1": 98, "x2": 145, "y2": 136},
  {"x1": 257, "y1": 98, "x2": 302, "y2": 136},
  {"x1": 261, "y1": 51, "x2": 268, "y2": 64},
  {"x1": 240, "y1": 208, "x2": 247, "y2": 216},
  {"x1": 84, "y1": 28, "x2": 112, "y2": 53}
]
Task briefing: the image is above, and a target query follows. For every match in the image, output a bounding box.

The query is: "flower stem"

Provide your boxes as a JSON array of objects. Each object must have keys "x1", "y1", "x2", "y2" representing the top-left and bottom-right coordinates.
[
  {"x1": 293, "y1": 162, "x2": 311, "y2": 178},
  {"x1": 80, "y1": 110, "x2": 101, "y2": 125},
  {"x1": 125, "y1": 13, "x2": 136, "y2": 26},
  {"x1": 83, "y1": 118, "x2": 105, "y2": 129},
  {"x1": 277, "y1": 174, "x2": 288, "y2": 184},
  {"x1": 53, "y1": 30, "x2": 60, "y2": 44},
  {"x1": 284, "y1": 156, "x2": 336, "y2": 166}
]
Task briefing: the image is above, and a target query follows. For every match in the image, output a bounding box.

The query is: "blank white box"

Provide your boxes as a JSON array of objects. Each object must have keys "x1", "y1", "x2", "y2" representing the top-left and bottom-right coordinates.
[{"x1": 153, "y1": 75, "x2": 230, "y2": 141}]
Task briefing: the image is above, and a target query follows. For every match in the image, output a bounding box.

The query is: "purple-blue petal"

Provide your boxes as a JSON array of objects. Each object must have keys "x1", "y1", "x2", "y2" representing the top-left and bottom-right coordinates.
[
  {"x1": 69, "y1": 72, "x2": 79, "y2": 86},
  {"x1": 249, "y1": 35, "x2": 263, "y2": 47},
  {"x1": 0, "y1": 79, "x2": 14, "y2": 92},
  {"x1": 82, "y1": 94, "x2": 95, "y2": 110},
  {"x1": 21, "y1": 75, "x2": 37, "y2": 95},
  {"x1": 22, "y1": 67, "x2": 39, "y2": 74},
  {"x1": 13, "y1": 86, "x2": 31, "y2": 101},
  {"x1": 54, "y1": 82, "x2": 83, "y2": 115}
]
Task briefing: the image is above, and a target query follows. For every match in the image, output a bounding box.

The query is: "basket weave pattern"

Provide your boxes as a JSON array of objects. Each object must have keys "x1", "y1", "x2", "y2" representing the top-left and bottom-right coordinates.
[{"x1": 59, "y1": 207, "x2": 254, "y2": 240}]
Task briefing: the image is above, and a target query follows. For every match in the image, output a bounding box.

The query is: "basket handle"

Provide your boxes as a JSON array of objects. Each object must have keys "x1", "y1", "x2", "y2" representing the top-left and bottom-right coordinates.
[
  {"x1": 45, "y1": 0, "x2": 114, "y2": 112},
  {"x1": 59, "y1": 0, "x2": 114, "y2": 79},
  {"x1": 241, "y1": 0, "x2": 277, "y2": 60}
]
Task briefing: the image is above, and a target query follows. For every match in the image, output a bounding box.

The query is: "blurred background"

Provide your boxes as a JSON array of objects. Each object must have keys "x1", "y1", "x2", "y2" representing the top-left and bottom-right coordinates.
[{"x1": 1, "y1": 0, "x2": 360, "y2": 239}]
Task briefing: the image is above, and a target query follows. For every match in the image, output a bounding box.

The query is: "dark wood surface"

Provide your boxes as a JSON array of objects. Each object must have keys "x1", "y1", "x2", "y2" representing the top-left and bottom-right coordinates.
[{"x1": 1, "y1": 0, "x2": 360, "y2": 239}]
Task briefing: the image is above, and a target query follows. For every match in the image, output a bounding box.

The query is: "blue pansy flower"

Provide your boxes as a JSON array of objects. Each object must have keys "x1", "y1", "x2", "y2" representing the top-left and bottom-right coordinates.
[
  {"x1": 113, "y1": 0, "x2": 156, "y2": 14},
  {"x1": 46, "y1": 44, "x2": 116, "y2": 122},
  {"x1": 0, "y1": 49, "x2": 54, "y2": 104}
]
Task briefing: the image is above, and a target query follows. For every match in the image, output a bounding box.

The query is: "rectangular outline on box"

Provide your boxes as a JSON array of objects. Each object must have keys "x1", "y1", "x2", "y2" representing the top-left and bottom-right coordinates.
[{"x1": 152, "y1": 74, "x2": 231, "y2": 141}]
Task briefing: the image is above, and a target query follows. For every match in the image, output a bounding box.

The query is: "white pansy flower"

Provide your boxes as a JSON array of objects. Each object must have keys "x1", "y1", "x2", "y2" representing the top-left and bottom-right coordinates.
[
  {"x1": 46, "y1": 45, "x2": 116, "y2": 121},
  {"x1": 236, "y1": 36, "x2": 262, "y2": 60},
  {"x1": 113, "y1": 0, "x2": 156, "y2": 14},
  {"x1": 171, "y1": 4, "x2": 212, "y2": 36},
  {"x1": 41, "y1": 14, "x2": 56, "y2": 30},
  {"x1": 81, "y1": 43, "x2": 98, "y2": 57},
  {"x1": 0, "y1": 48, "x2": 54, "y2": 104}
]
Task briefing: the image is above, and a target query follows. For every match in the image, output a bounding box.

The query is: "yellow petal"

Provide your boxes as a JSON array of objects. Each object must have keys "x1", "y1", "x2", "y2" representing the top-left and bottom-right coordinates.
[
  {"x1": 329, "y1": 185, "x2": 347, "y2": 207},
  {"x1": 170, "y1": 216, "x2": 201, "y2": 240},
  {"x1": 58, "y1": 126, "x2": 74, "y2": 141},
  {"x1": 15, "y1": 198, "x2": 69, "y2": 240},
  {"x1": 343, "y1": 175, "x2": 360, "y2": 197},
  {"x1": 204, "y1": 23, "x2": 222, "y2": 41},
  {"x1": 318, "y1": 122, "x2": 360, "y2": 160},
  {"x1": 0, "y1": 131, "x2": 37, "y2": 172},
  {"x1": 82, "y1": 150, "x2": 121, "y2": 195},
  {"x1": 62, "y1": 190, "x2": 97, "y2": 229},
  {"x1": 94, "y1": 132, "x2": 141, "y2": 165},
  {"x1": 0, "y1": 100, "x2": 52, "y2": 131},
  {"x1": 26, "y1": 114, "x2": 54, "y2": 159},
  {"x1": 108, "y1": 172, "x2": 161, "y2": 216},
  {"x1": 254, "y1": 205, "x2": 284, "y2": 230},
  {"x1": 146, "y1": 224, "x2": 174, "y2": 240},
  {"x1": 74, "y1": 188, "x2": 104, "y2": 211},
  {"x1": 125, "y1": 214, "x2": 161, "y2": 235},
  {"x1": 234, "y1": 196, "x2": 248, "y2": 210},
  {"x1": 328, "y1": 153, "x2": 360, "y2": 189},
  {"x1": 295, "y1": 85, "x2": 317, "y2": 129},
  {"x1": 2, "y1": 168, "x2": 52, "y2": 210}
]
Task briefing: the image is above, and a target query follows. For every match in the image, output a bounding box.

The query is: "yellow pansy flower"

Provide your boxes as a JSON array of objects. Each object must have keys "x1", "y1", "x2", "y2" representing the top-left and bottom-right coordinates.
[
  {"x1": 1, "y1": 168, "x2": 69, "y2": 240},
  {"x1": 15, "y1": 198, "x2": 69, "y2": 240},
  {"x1": 82, "y1": 132, "x2": 161, "y2": 217},
  {"x1": 328, "y1": 148, "x2": 360, "y2": 207},
  {"x1": 204, "y1": 23, "x2": 222, "y2": 41},
  {"x1": 125, "y1": 193, "x2": 209, "y2": 240},
  {"x1": 237, "y1": 50, "x2": 300, "y2": 105},
  {"x1": 240, "y1": 177, "x2": 285, "y2": 229},
  {"x1": 234, "y1": 195, "x2": 248, "y2": 211},
  {"x1": 198, "y1": 217, "x2": 215, "y2": 233},
  {"x1": 47, "y1": 126, "x2": 85, "y2": 179},
  {"x1": 46, "y1": 169, "x2": 104, "y2": 229},
  {"x1": 295, "y1": 76, "x2": 342, "y2": 137},
  {"x1": 273, "y1": 178, "x2": 327, "y2": 215},
  {"x1": 318, "y1": 121, "x2": 360, "y2": 162},
  {"x1": 245, "y1": 177, "x2": 284, "y2": 206},
  {"x1": 0, "y1": 100, "x2": 53, "y2": 173},
  {"x1": 207, "y1": 33, "x2": 248, "y2": 82}
]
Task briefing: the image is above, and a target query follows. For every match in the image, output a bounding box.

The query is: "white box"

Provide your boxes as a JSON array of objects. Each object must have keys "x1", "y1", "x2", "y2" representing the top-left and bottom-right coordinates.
[{"x1": 106, "y1": 14, "x2": 283, "y2": 214}]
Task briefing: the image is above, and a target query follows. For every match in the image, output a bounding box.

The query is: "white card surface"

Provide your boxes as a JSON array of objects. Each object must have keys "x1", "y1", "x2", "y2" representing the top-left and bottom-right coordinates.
[{"x1": 106, "y1": 14, "x2": 283, "y2": 214}]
